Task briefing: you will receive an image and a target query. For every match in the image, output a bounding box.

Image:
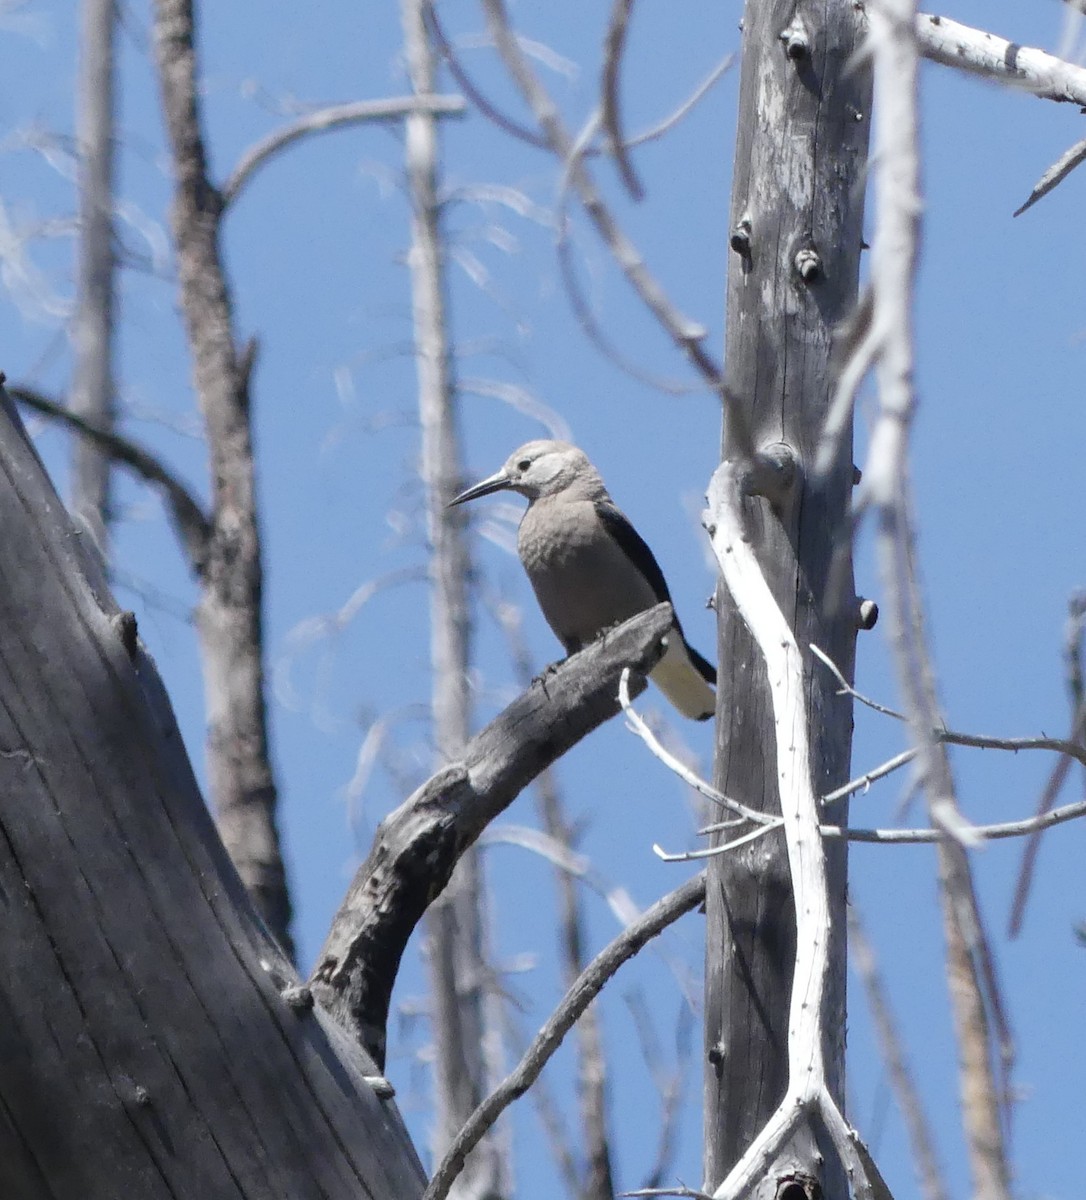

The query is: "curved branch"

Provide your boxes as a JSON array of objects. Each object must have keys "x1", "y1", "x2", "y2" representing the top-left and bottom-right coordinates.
[
  {"x1": 424, "y1": 2, "x2": 549, "y2": 148},
  {"x1": 423, "y1": 871, "x2": 707, "y2": 1200},
  {"x1": 308, "y1": 603, "x2": 677, "y2": 1068},
  {"x1": 601, "y1": 0, "x2": 642, "y2": 199},
  {"x1": 481, "y1": 0, "x2": 725, "y2": 394},
  {"x1": 222, "y1": 94, "x2": 467, "y2": 206},
  {"x1": 8, "y1": 383, "x2": 211, "y2": 575}
]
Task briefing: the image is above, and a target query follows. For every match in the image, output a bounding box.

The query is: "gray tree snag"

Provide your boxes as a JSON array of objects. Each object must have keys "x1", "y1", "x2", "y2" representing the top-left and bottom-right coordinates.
[
  {"x1": 400, "y1": 2, "x2": 510, "y2": 1194},
  {"x1": 0, "y1": 387, "x2": 426, "y2": 1200},
  {"x1": 71, "y1": 0, "x2": 117, "y2": 560},
  {"x1": 153, "y1": 0, "x2": 293, "y2": 957},
  {"x1": 706, "y1": 0, "x2": 871, "y2": 1193}
]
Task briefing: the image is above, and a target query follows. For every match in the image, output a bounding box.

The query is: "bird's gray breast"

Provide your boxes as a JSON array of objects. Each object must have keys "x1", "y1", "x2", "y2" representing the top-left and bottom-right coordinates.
[{"x1": 518, "y1": 497, "x2": 657, "y2": 651}]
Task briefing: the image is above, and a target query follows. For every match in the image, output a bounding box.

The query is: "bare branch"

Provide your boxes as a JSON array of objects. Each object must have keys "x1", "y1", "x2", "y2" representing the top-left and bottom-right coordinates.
[
  {"x1": 828, "y1": 796, "x2": 1086, "y2": 844},
  {"x1": 810, "y1": 643, "x2": 905, "y2": 720},
  {"x1": 222, "y1": 95, "x2": 468, "y2": 207},
  {"x1": 859, "y1": 3, "x2": 1014, "y2": 1190},
  {"x1": 309, "y1": 604, "x2": 676, "y2": 1067},
  {"x1": 652, "y1": 823, "x2": 782, "y2": 864},
  {"x1": 821, "y1": 748, "x2": 918, "y2": 805},
  {"x1": 705, "y1": 462, "x2": 883, "y2": 1200},
  {"x1": 424, "y1": 1, "x2": 550, "y2": 148},
  {"x1": 1008, "y1": 701, "x2": 1086, "y2": 936},
  {"x1": 1013, "y1": 136, "x2": 1086, "y2": 218},
  {"x1": 915, "y1": 12, "x2": 1086, "y2": 106},
  {"x1": 625, "y1": 55, "x2": 734, "y2": 149},
  {"x1": 422, "y1": 871, "x2": 707, "y2": 1200},
  {"x1": 9, "y1": 383, "x2": 211, "y2": 573},
  {"x1": 618, "y1": 669, "x2": 777, "y2": 826},
  {"x1": 480, "y1": 0, "x2": 725, "y2": 395},
  {"x1": 601, "y1": 0, "x2": 643, "y2": 200},
  {"x1": 813, "y1": 641, "x2": 1086, "y2": 769}
]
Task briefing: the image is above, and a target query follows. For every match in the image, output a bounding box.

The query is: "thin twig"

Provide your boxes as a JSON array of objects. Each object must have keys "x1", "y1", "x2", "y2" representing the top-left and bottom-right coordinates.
[
  {"x1": 1013, "y1": 136, "x2": 1086, "y2": 217},
  {"x1": 424, "y1": 1, "x2": 549, "y2": 148},
  {"x1": 422, "y1": 874, "x2": 707, "y2": 1200},
  {"x1": 1007, "y1": 701, "x2": 1086, "y2": 936},
  {"x1": 625, "y1": 55, "x2": 734, "y2": 148},
  {"x1": 827, "y1": 796, "x2": 1086, "y2": 842},
  {"x1": 652, "y1": 823, "x2": 781, "y2": 863},
  {"x1": 619, "y1": 669, "x2": 776, "y2": 825},
  {"x1": 601, "y1": 0, "x2": 643, "y2": 199},
  {"x1": 481, "y1": 0, "x2": 725, "y2": 396},
  {"x1": 9, "y1": 383, "x2": 211, "y2": 573},
  {"x1": 810, "y1": 643, "x2": 905, "y2": 720},
  {"x1": 222, "y1": 95, "x2": 467, "y2": 206},
  {"x1": 821, "y1": 748, "x2": 918, "y2": 805},
  {"x1": 812, "y1": 642, "x2": 1086, "y2": 768}
]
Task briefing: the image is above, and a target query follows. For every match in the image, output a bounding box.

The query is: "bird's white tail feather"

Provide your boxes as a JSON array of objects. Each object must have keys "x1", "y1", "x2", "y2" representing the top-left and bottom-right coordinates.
[{"x1": 649, "y1": 637, "x2": 715, "y2": 721}]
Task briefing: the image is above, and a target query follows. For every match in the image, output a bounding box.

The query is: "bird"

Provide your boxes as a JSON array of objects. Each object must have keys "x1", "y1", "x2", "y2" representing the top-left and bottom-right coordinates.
[{"x1": 449, "y1": 439, "x2": 717, "y2": 720}]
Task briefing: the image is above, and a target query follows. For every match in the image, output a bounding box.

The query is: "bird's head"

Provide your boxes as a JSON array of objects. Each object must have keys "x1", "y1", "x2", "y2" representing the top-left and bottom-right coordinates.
[{"x1": 449, "y1": 440, "x2": 605, "y2": 506}]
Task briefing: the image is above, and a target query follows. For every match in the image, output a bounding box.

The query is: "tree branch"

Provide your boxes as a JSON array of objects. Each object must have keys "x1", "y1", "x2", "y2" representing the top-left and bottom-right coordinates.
[
  {"x1": 9, "y1": 383, "x2": 212, "y2": 573},
  {"x1": 423, "y1": 871, "x2": 707, "y2": 1200},
  {"x1": 480, "y1": 0, "x2": 726, "y2": 397},
  {"x1": 915, "y1": 12, "x2": 1086, "y2": 106},
  {"x1": 222, "y1": 95, "x2": 467, "y2": 207},
  {"x1": 859, "y1": 4, "x2": 1014, "y2": 1192},
  {"x1": 308, "y1": 603, "x2": 676, "y2": 1068},
  {"x1": 705, "y1": 461, "x2": 874, "y2": 1200},
  {"x1": 601, "y1": 0, "x2": 642, "y2": 200}
]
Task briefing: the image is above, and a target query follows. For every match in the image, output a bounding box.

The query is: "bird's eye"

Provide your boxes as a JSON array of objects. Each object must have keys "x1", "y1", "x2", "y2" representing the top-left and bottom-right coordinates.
[{"x1": 517, "y1": 459, "x2": 531, "y2": 473}]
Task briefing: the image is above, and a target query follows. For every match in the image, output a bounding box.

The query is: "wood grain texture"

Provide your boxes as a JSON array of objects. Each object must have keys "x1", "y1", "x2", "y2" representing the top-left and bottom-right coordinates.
[
  {"x1": 310, "y1": 603, "x2": 674, "y2": 1069},
  {"x1": 706, "y1": 0, "x2": 871, "y2": 1190},
  {"x1": 0, "y1": 389, "x2": 426, "y2": 1199}
]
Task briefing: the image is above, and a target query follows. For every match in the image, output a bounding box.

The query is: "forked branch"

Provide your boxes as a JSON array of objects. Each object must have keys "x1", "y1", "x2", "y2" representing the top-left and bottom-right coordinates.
[{"x1": 703, "y1": 461, "x2": 878, "y2": 1200}]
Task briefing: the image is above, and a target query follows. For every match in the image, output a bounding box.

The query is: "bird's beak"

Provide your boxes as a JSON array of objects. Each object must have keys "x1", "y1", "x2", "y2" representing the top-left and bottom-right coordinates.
[{"x1": 448, "y1": 469, "x2": 512, "y2": 507}]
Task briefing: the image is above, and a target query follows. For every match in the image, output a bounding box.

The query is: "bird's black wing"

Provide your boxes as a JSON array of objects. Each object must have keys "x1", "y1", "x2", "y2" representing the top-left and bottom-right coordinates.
[
  {"x1": 594, "y1": 501, "x2": 672, "y2": 604},
  {"x1": 596, "y1": 501, "x2": 716, "y2": 686}
]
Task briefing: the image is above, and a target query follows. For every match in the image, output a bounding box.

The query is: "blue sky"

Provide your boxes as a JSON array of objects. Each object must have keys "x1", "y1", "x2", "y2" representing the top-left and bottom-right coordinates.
[{"x1": 1, "y1": 0, "x2": 1083, "y2": 1195}]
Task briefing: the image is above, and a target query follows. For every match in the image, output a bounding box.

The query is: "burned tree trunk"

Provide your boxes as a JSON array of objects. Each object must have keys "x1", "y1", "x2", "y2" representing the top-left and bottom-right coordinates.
[
  {"x1": 705, "y1": 0, "x2": 871, "y2": 1192},
  {"x1": 0, "y1": 388, "x2": 426, "y2": 1200}
]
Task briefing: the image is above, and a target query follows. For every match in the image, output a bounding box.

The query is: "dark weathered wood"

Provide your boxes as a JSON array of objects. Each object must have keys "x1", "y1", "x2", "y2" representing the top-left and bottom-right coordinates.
[
  {"x1": 153, "y1": 0, "x2": 293, "y2": 955},
  {"x1": 309, "y1": 603, "x2": 675, "y2": 1068},
  {"x1": 0, "y1": 389, "x2": 426, "y2": 1199},
  {"x1": 706, "y1": 0, "x2": 871, "y2": 1191}
]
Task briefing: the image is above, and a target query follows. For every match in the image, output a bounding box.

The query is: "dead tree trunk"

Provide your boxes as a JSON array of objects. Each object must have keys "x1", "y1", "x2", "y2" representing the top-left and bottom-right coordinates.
[
  {"x1": 400, "y1": 3, "x2": 510, "y2": 1195},
  {"x1": 71, "y1": 0, "x2": 117, "y2": 559},
  {"x1": 0, "y1": 388, "x2": 427, "y2": 1200},
  {"x1": 153, "y1": 0, "x2": 293, "y2": 957},
  {"x1": 705, "y1": 0, "x2": 871, "y2": 1192}
]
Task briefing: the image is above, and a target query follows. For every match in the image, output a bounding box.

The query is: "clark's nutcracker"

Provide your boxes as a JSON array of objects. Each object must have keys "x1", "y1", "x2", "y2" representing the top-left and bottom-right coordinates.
[{"x1": 450, "y1": 440, "x2": 717, "y2": 720}]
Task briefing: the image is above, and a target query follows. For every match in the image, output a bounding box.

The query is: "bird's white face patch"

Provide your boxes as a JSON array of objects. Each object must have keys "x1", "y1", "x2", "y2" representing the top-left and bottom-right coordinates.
[{"x1": 502, "y1": 441, "x2": 590, "y2": 500}]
